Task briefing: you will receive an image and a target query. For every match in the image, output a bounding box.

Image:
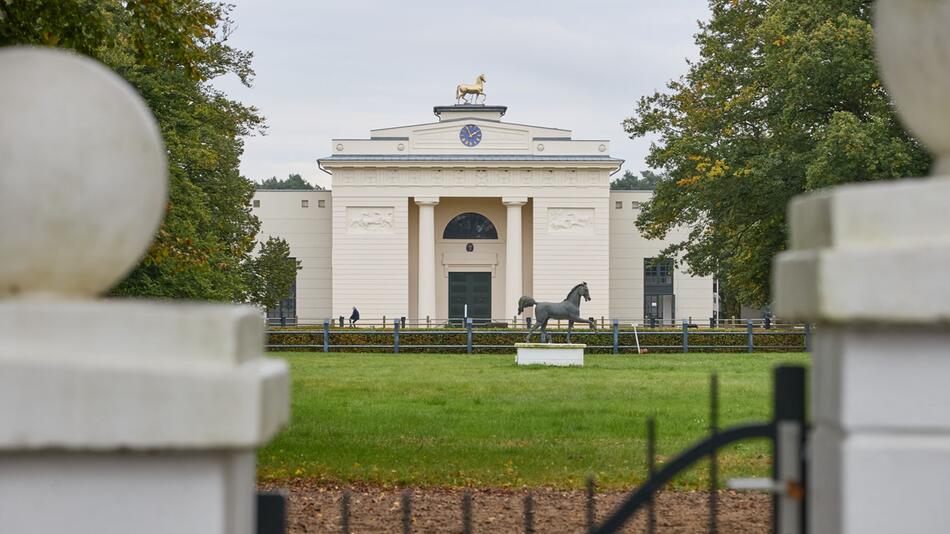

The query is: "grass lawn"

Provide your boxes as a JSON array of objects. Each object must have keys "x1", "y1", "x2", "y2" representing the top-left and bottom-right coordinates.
[{"x1": 259, "y1": 352, "x2": 810, "y2": 490}]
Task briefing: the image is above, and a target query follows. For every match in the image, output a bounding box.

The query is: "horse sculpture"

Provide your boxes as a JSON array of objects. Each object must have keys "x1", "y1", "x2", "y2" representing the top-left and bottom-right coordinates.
[
  {"x1": 456, "y1": 74, "x2": 487, "y2": 104},
  {"x1": 518, "y1": 282, "x2": 596, "y2": 343}
]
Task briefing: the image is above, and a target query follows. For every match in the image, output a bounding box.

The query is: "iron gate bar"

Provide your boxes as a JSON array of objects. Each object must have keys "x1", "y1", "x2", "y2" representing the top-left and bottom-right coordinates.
[
  {"x1": 590, "y1": 423, "x2": 774, "y2": 534},
  {"x1": 709, "y1": 374, "x2": 719, "y2": 534},
  {"x1": 256, "y1": 491, "x2": 287, "y2": 534}
]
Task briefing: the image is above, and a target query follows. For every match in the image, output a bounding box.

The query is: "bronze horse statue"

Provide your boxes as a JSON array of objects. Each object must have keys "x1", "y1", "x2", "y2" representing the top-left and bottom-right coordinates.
[{"x1": 518, "y1": 282, "x2": 596, "y2": 343}]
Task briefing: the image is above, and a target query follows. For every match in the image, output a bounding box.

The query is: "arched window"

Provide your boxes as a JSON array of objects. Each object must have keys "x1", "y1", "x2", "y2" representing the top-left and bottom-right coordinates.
[{"x1": 442, "y1": 212, "x2": 498, "y2": 239}]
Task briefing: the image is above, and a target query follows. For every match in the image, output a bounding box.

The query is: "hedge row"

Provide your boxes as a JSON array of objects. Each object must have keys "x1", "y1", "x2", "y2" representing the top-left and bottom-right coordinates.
[{"x1": 266, "y1": 327, "x2": 806, "y2": 354}]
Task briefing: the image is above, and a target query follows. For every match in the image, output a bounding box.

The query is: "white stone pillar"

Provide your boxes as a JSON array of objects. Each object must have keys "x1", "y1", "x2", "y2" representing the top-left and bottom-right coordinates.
[
  {"x1": 0, "y1": 48, "x2": 289, "y2": 534},
  {"x1": 504, "y1": 197, "x2": 528, "y2": 321},
  {"x1": 416, "y1": 197, "x2": 439, "y2": 324},
  {"x1": 773, "y1": 4, "x2": 950, "y2": 532}
]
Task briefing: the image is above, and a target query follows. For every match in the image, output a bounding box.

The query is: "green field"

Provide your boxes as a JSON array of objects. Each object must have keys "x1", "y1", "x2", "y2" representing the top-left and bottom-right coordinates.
[{"x1": 259, "y1": 352, "x2": 810, "y2": 490}]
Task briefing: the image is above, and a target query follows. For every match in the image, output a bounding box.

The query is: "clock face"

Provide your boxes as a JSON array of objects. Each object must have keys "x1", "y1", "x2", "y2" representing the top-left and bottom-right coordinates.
[{"x1": 459, "y1": 124, "x2": 482, "y2": 147}]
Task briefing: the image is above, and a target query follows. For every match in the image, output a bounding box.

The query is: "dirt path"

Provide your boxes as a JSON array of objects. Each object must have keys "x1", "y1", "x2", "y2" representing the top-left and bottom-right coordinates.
[{"x1": 263, "y1": 480, "x2": 771, "y2": 533}]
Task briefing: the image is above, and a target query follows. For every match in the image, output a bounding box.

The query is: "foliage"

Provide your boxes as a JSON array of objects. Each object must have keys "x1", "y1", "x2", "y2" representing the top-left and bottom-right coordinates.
[
  {"x1": 610, "y1": 169, "x2": 665, "y2": 190},
  {"x1": 259, "y1": 352, "x2": 810, "y2": 489},
  {"x1": 256, "y1": 173, "x2": 321, "y2": 190},
  {"x1": 246, "y1": 237, "x2": 301, "y2": 309},
  {"x1": 0, "y1": 0, "x2": 279, "y2": 302},
  {"x1": 624, "y1": 0, "x2": 931, "y2": 307}
]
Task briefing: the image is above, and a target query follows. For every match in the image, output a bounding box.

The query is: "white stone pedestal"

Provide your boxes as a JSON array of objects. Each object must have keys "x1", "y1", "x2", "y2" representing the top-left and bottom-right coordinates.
[
  {"x1": 0, "y1": 301, "x2": 290, "y2": 534},
  {"x1": 773, "y1": 177, "x2": 950, "y2": 534},
  {"x1": 515, "y1": 343, "x2": 585, "y2": 366},
  {"x1": 0, "y1": 48, "x2": 290, "y2": 534}
]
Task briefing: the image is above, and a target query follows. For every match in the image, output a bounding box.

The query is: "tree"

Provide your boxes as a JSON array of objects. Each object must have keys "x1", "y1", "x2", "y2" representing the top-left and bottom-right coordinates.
[
  {"x1": 245, "y1": 237, "x2": 301, "y2": 310},
  {"x1": 1, "y1": 1, "x2": 275, "y2": 303},
  {"x1": 256, "y1": 173, "x2": 321, "y2": 190},
  {"x1": 625, "y1": 0, "x2": 930, "y2": 307},
  {"x1": 610, "y1": 170, "x2": 665, "y2": 190}
]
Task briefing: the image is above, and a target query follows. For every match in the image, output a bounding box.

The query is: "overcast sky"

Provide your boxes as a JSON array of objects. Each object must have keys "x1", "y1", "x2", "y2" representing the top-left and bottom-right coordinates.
[{"x1": 214, "y1": 1, "x2": 711, "y2": 190}]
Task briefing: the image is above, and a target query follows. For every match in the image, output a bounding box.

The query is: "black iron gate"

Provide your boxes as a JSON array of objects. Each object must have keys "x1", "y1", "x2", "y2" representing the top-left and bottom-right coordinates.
[{"x1": 593, "y1": 365, "x2": 807, "y2": 534}]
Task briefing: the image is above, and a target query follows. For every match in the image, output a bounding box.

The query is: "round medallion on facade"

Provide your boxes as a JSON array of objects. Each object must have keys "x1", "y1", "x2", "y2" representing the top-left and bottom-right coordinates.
[
  {"x1": 397, "y1": 143, "x2": 405, "y2": 151},
  {"x1": 598, "y1": 144, "x2": 606, "y2": 152},
  {"x1": 336, "y1": 143, "x2": 344, "y2": 152},
  {"x1": 459, "y1": 124, "x2": 482, "y2": 147},
  {"x1": 537, "y1": 143, "x2": 545, "y2": 152}
]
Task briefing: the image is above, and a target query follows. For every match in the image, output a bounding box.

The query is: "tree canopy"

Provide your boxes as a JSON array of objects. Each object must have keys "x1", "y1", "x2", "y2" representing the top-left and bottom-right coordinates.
[
  {"x1": 625, "y1": 0, "x2": 930, "y2": 307},
  {"x1": 256, "y1": 173, "x2": 322, "y2": 190},
  {"x1": 245, "y1": 237, "x2": 301, "y2": 310},
  {"x1": 0, "y1": 0, "x2": 297, "y2": 305},
  {"x1": 610, "y1": 170, "x2": 665, "y2": 190}
]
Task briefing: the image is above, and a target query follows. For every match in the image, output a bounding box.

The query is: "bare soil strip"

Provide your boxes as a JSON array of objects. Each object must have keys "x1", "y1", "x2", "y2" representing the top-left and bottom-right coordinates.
[{"x1": 263, "y1": 480, "x2": 771, "y2": 533}]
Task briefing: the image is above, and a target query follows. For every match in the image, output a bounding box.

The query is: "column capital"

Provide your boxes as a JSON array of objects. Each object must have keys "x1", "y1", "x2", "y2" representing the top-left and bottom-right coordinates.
[
  {"x1": 414, "y1": 197, "x2": 439, "y2": 206},
  {"x1": 502, "y1": 196, "x2": 528, "y2": 207}
]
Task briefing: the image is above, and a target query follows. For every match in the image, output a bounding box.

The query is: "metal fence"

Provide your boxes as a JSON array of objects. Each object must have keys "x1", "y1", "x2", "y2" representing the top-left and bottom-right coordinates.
[
  {"x1": 266, "y1": 320, "x2": 811, "y2": 354},
  {"x1": 266, "y1": 315, "x2": 798, "y2": 330}
]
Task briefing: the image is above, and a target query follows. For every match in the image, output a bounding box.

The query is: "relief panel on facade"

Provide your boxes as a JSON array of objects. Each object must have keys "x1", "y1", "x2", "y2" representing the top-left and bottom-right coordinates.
[
  {"x1": 548, "y1": 208, "x2": 595, "y2": 234},
  {"x1": 346, "y1": 206, "x2": 395, "y2": 234}
]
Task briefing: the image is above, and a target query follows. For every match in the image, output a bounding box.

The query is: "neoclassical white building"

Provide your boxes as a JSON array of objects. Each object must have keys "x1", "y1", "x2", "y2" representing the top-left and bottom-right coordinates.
[{"x1": 252, "y1": 103, "x2": 715, "y2": 325}]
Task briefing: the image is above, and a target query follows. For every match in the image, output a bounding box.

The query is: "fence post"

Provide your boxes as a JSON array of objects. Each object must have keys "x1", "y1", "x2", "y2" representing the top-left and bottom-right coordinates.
[
  {"x1": 400, "y1": 316, "x2": 406, "y2": 328},
  {"x1": 466, "y1": 318, "x2": 473, "y2": 354},
  {"x1": 323, "y1": 320, "x2": 330, "y2": 353},
  {"x1": 709, "y1": 316, "x2": 715, "y2": 329},
  {"x1": 339, "y1": 315, "x2": 344, "y2": 328},
  {"x1": 526, "y1": 316, "x2": 532, "y2": 329},
  {"x1": 765, "y1": 315, "x2": 772, "y2": 329},
  {"x1": 804, "y1": 323, "x2": 811, "y2": 352},
  {"x1": 612, "y1": 319, "x2": 619, "y2": 354},
  {"x1": 682, "y1": 321, "x2": 689, "y2": 353},
  {"x1": 393, "y1": 319, "x2": 400, "y2": 354},
  {"x1": 772, "y1": 365, "x2": 806, "y2": 534},
  {"x1": 746, "y1": 320, "x2": 753, "y2": 353},
  {"x1": 426, "y1": 315, "x2": 431, "y2": 329}
]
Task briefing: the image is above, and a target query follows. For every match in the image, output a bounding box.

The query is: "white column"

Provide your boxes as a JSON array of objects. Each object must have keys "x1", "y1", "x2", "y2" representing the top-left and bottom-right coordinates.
[
  {"x1": 504, "y1": 197, "x2": 527, "y2": 321},
  {"x1": 416, "y1": 197, "x2": 439, "y2": 324},
  {"x1": 773, "y1": 5, "x2": 950, "y2": 532}
]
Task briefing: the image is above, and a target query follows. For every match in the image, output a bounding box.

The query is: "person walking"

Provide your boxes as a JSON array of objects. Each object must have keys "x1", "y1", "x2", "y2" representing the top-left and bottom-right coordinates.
[{"x1": 349, "y1": 306, "x2": 360, "y2": 327}]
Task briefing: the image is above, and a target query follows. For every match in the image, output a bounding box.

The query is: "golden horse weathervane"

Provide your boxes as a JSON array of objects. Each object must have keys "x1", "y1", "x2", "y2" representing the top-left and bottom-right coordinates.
[{"x1": 456, "y1": 74, "x2": 486, "y2": 104}]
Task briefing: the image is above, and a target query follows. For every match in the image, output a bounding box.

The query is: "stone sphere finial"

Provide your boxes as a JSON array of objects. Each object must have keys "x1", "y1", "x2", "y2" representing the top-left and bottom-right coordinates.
[
  {"x1": 875, "y1": 0, "x2": 950, "y2": 176},
  {"x1": 0, "y1": 47, "x2": 167, "y2": 299}
]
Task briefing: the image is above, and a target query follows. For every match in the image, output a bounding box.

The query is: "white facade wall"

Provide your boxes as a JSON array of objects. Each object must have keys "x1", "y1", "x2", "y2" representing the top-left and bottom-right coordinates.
[
  {"x1": 532, "y1": 190, "x2": 611, "y2": 321},
  {"x1": 251, "y1": 190, "x2": 332, "y2": 320},
  {"x1": 609, "y1": 190, "x2": 715, "y2": 323},
  {"x1": 330, "y1": 176, "x2": 409, "y2": 322}
]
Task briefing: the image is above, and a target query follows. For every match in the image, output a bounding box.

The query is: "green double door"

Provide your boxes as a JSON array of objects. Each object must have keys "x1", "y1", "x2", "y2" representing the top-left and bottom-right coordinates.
[{"x1": 448, "y1": 272, "x2": 492, "y2": 324}]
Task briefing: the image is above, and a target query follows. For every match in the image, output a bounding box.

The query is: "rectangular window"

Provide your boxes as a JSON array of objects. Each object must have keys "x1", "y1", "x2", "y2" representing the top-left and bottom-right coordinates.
[
  {"x1": 301, "y1": 199, "x2": 309, "y2": 208},
  {"x1": 318, "y1": 199, "x2": 326, "y2": 208},
  {"x1": 631, "y1": 201, "x2": 642, "y2": 209},
  {"x1": 252, "y1": 199, "x2": 260, "y2": 208},
  {"x1": 615, "y1": 201, "x2": 623, "y2": 209}
]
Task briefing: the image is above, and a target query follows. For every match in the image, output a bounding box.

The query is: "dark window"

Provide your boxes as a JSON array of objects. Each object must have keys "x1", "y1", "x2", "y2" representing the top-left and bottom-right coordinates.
[
  {"x1": 253, "y1": 199, "x2": 260, "y2": 208},
  {"x1": 615, "y1": 201, "x2": 623, "y2": 209},
  {"x1": 318, "y1": 199, "x2": 326, "y2": 208},
  {"x1": 644, "y1": 258, "x2": 674, "y2": 287},
  {"x1": 442, "y1": 212, "x2": 498, "y2": 240},
  {"x1": 301, "y1": 199, "x2": 309, "y2": 208}
]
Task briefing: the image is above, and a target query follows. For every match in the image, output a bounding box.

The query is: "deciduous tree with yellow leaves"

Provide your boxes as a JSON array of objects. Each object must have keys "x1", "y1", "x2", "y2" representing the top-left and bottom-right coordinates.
[{"x1": 626, "y1": 0, "x2": 930, "y2": 308}]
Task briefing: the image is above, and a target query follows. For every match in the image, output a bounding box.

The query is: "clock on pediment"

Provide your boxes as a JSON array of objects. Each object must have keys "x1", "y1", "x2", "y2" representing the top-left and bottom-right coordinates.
[{"x1": 459, "y1": 124, "x2": 482, "y2": 147}]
